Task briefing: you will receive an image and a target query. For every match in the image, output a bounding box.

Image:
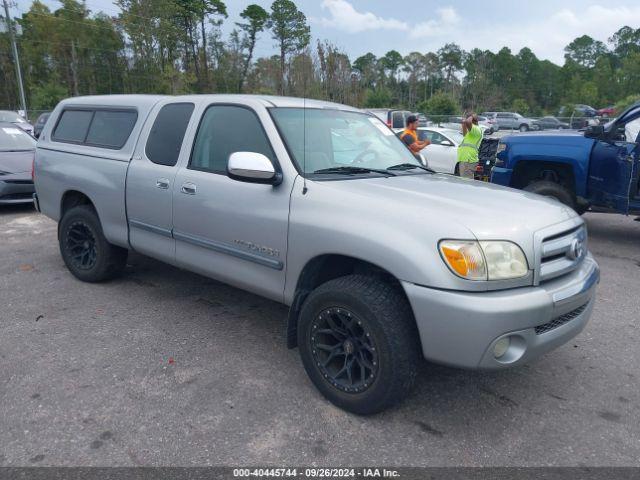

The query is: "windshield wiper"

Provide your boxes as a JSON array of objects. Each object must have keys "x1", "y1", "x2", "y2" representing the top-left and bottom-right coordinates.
[
  {"x1": 313, "y1": 166, "x2": 396, "y2": 176},
  {"x1": 387, "y1": 163, "x2": 436, "y2": 173}
]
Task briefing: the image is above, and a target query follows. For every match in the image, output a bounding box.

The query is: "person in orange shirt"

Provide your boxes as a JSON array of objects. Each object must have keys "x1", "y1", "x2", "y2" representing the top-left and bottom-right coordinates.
[{"x1": 399, "y1": 115, "x2": 430, "y2": 159}]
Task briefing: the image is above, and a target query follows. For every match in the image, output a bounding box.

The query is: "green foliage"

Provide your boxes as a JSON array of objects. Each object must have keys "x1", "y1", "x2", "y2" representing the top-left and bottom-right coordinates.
[
  {"x1": 364, "y1": 88, "x2": 391, "y2": 108},
  {"x1": 236, "y1": 4, "x2": 269, "y2": 91},
  {"x1": 511, "y1": 98, "x2": 530, "y2": 115},
  {"x1": 614, "y1": 95, "x2": 640, "y2": 114},
  {"x1": 564, "y1": 35, "x2": 607, "y2": 68},
  {"x1": 268, "y1": 0, "x2": 310, "y2": 94},
  {"x1": 30, "y1": 82, "x2": 67, "y2": 110},
  {"x1": 1, "y1": 0, "x2": 639, "y2": 118},
  {"x1": 419, "y1": 93, "x2": 457, "y2": 115}
]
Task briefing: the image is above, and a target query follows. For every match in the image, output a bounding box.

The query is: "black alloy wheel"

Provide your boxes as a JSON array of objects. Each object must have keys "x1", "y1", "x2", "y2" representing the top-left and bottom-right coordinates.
[
  {"x1": 310, "y1": 307, "x2": 378, "y2": 393},
  {"x1": 64, "y1": 221, "x2": 98, "y2": 270},
  {"x1": 58, "y1": 205, "x2": 128, "y2": 282}
]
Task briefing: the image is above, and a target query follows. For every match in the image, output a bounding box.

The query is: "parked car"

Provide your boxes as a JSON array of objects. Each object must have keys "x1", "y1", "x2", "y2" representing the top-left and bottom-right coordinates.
[
  {"x1": 489, "y1": 112, "x2": 540, "y2": 132},
  {"x1": 0, "y1": 122, "x2": 36, "y2": 204},
  {"x1": 367, "y1": 109, "x2": 413, "y2": 132},
  {"x1": 33, "y1": 112, "x2": 51, "y2": 138},
  {"x1": 35, "y1": 94, "x2": 599, "y2": 414},
  {"x1": 491, "y1": 102, "x2": 640, "y2": 216},
  {"x1": 534, "y1": 116, "x2": 570, "y2": 130},
  {"x1": 416, "y1": 127, "x2": 463, "y2": 174},
  {"x1": 597, "y1": 106, "x2": 616, "y2": 117},
  {"x1": 477, "y1": 115, "x2": 498, "y2": 134},
  {"x1": 439, "y1": 116, "x2": 492, "y2": 135},
  {"x1": 0, "y1": 110, "x2": 34, "y2": 136}
]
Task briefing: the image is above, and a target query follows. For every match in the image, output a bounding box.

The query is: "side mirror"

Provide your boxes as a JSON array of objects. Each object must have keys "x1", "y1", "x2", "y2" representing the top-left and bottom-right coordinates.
[
  {"x1": 440, "y1": 140, "x2": 454, "y2": 147},
  {"x1": 227, "y1": 152, "x2": 281, "y2": 185},
  {"x1": 584, "y1": 125, "x2": 604, "y2": 139}
]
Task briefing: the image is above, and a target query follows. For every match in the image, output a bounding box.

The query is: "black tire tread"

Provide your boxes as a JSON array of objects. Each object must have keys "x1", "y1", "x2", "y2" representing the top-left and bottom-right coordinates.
[
  {"x1": 524, "y1": 179, "x2": 576, "y2": 210},
  {"x1": 299, "y1": 274, "x2": 421, "y2": 414},
  {"x1": 59, "y1": 205, "x2": 128, "y2": 282}
]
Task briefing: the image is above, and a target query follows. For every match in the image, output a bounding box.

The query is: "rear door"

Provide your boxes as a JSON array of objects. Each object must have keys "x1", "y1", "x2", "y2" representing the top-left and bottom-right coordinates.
[{"x1": 126, "y1": 101, "x2": 195, "y2": 264}]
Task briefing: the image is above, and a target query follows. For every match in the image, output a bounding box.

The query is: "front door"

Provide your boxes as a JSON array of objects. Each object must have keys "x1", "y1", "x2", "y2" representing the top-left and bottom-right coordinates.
[
  {"x1": 588, "y1": 107, "x2": 640, "y2": 215},
  {"x1": 588, "y1": 140, "x2": 637, "y2": 215},
  {"x1": 126, "y1": 101, "x2": 196, "y2": 264},
  {"x1": 172, "y1": 103, "x2": 291, "y2": 302},
  {"x1": 420, "y1": 130, "x2": 457, "y2": 173}
]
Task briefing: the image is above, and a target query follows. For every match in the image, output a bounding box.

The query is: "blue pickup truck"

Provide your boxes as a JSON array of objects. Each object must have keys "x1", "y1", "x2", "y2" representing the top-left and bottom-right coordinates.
[{"x1": 490, "y1": 103, "x2": 640, "y2": 216}]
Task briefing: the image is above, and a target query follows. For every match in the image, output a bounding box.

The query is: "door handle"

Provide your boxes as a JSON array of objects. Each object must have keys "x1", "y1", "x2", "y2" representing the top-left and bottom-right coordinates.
[
  {"x1": 181, "y1": 182, "x2": 197, "y2": 195},
  {"x1": 156, "y1": 178, "x2": 170, "y2": 189}
]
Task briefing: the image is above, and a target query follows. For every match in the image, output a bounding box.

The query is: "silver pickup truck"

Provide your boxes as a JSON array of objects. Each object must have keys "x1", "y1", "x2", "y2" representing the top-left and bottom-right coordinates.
[{"x1": 34, "y1": 95, "x2": 599, "y2": 414}]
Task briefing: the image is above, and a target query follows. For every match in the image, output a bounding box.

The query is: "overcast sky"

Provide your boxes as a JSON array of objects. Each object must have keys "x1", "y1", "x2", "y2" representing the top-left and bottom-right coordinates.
[{"x1": 11, "y1": 0, "x2": 640, "y2": 65}]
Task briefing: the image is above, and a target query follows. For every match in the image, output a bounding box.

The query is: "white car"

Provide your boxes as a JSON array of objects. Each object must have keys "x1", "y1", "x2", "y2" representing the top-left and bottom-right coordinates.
[{"x1": 416, "y1": 127, "x2": 469, "y2": 174}]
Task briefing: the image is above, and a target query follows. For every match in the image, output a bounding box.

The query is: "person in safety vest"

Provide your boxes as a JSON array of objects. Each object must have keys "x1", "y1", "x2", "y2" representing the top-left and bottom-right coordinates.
[
  {"x1": 457, "y1": 113, "x2": 482, "y2": 179},
  {"x1": 400, "y1": 115, "x2": 430, "y2": 160}
]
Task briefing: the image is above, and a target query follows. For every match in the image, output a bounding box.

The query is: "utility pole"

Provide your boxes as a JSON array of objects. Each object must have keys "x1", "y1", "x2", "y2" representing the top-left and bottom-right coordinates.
[{"x1": 2, "y1": 0, "x2": 27, "y2": 117}]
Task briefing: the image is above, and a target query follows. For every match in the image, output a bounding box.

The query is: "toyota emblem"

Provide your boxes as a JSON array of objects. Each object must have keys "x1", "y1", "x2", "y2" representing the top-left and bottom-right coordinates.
[{"x1": 568, "y1": 238, "x2": 584, "y2": 260}]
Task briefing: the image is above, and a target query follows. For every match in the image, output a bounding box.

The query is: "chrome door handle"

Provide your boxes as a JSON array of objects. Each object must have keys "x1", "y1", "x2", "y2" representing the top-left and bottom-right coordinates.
[
  {"x1": 156, "y1": 178, "x2": 170, "y2": 189},
  {"x1": 181, "y1": 182, "x2": 197, "y2": 195}
]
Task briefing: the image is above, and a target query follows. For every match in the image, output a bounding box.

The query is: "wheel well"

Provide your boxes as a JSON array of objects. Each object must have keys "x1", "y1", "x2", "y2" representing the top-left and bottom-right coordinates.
[
  {"x1": 510, "y1": 160, "x2": 576, "y2": 193},
  {"x1": 286, "y1": 255, "x2": 408, "y2": 348},
  {"x1": 60, "y1": 190, "x2": 94, "y2": 217}
]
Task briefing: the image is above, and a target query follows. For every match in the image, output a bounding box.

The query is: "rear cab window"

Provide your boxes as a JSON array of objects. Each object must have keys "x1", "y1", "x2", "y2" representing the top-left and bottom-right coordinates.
[
  {"x1": 52, "y1": 108, "x2": 137, "y2": 149},
  {"x1": 145, "y1": 103, "x2": 195, "y2": 167}
]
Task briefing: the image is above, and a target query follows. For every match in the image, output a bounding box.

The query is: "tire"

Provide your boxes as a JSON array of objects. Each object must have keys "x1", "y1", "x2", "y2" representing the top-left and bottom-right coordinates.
[
  {"x1": 297, "y1": 274, "x2": 421, "y2": 415},
  {"x1": 524, "y1": 180, "x2": 576, "y2": 210},
  {"x1": 519, "y1": 124, "x2": 529, "y2": 132},
  {"x1": 58, "y1": 205, "x2": 128, "y2": 282}
]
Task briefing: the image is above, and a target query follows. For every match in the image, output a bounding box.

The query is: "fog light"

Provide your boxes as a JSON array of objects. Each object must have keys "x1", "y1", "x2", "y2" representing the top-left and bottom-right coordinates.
[{"x1": 493, "y1": 337, "x2": 510, "y2": 358}]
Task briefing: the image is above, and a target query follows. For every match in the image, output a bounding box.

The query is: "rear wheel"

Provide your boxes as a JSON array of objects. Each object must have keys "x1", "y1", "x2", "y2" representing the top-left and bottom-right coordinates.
[
  {"x1": 298, "y1": 275, "x2": 421, "y2": 415},
  {"x1": 524, "y1": 180, "x2": 575, "y2": 210},
  {"x1": 59, "y1": 205, "x2": 127, "y2": 282}
]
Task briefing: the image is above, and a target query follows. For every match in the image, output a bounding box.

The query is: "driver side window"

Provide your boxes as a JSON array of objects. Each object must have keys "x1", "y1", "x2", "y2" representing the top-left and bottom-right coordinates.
[
  {"x1": 190, "y1": 105, "x2": 275, "y2": 174},
  {"x1": 419, "y1": 130, "x2": 445, "y2": 145},
  {"x1": 624, "y1": 117, "x2": 640, "y2": 144}
]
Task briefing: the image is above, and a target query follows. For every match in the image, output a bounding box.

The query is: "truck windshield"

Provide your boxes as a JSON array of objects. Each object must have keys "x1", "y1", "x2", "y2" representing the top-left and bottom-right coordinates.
[{"x1": 270, "y1": 108, "x2": 422, "y2": 177}]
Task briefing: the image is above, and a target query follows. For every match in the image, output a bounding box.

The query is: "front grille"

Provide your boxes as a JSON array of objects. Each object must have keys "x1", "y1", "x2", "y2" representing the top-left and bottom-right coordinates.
[
  {"x1": 539, "y1": 225, "x2": 587, "y2": 282},
  {"x1": 535, "y1": 303, "x2": 588, "y2": 335},
  {"x1": 3, "y1": 179, "x2": 33, "y2": 185},
  {"x1": 0, "y1": 193, "x2": 32, "y2": 200}
]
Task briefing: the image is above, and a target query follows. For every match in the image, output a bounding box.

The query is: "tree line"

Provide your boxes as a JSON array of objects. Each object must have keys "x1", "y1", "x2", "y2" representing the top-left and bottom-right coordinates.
[{"x1": 1, "y1": 0, "x2": 639, "y2": 117}]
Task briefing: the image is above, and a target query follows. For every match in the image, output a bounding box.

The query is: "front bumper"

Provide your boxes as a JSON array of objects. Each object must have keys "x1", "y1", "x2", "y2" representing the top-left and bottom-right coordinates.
[
  {"x1": 403, "y1": 253, "x2": 599, "y2": 370},
  {"x1": 489, "y1": 166, "x2": 512, "y2": 186},
  {"x1": 0, "y1": 178, "x2": 35, "y2": 204}
]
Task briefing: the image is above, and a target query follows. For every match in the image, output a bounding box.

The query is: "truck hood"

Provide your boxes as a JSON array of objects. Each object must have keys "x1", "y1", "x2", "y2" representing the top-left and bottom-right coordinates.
[
  {"x1": 0, "y1": 150, "x2": 34, "y2": 174},
  {"x1": 501, "y1": 130, "x2": 594, "y2": 146},
  {"x1": 314, "y1": 173, "x2": 578, "y2": 239}
]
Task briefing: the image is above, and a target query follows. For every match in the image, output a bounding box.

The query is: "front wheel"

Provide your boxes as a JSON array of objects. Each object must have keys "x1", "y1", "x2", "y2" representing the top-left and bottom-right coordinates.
[
  {"x1": 58, "y1": 205, "x2": 128, "y2": 282},
  {"x1": 519, "y1": 124, "x2": 529, "y2": 132},
  {"x1": 524, "y1": 180, "x2": 576, "y2": 210},
  {"x1": 298, "y1": 275, "x2": 421, "y2": 415}
]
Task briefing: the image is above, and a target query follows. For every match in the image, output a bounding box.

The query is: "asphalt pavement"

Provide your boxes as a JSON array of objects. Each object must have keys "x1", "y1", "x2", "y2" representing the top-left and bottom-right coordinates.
[{"x1": 1, "y1": 205, "x2": 639, "y2": 466}]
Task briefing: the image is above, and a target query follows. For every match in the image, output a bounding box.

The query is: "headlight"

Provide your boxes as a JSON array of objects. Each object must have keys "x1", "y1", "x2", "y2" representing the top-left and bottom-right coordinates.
[
  {"x1": 496, "y1": 143, "x2": 507, "y2": 154},
  {"x1": 479, "y1": 241, "x2": 528, "y2": 280},
  {"x1": 439, "y1": 240, "x2": 528, "y2": 281}
]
